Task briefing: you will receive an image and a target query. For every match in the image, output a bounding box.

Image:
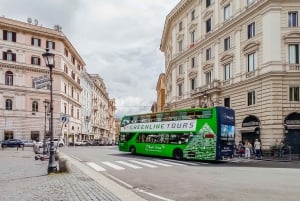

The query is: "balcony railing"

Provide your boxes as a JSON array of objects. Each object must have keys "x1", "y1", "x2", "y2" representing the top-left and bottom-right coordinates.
[{"x1": 289, "y1": 64, "x2": 300, "y2": 71}]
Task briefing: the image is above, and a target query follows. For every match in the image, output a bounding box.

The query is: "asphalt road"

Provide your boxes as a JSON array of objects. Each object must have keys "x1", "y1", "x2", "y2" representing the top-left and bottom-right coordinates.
[{"x1": 62, "y1": 146, "x2": 300, "y2": 201}]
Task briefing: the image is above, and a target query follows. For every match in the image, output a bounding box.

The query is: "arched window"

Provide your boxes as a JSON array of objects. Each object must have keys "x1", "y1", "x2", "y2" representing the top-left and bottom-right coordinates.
[
  {"x1": 5, "y1": 99, "x2": 12, "y2": 110},
  {"x1": 5, "y1": 71, "x2": 13, "y2": 85},
  {"x1": 32, "y1": 101, "x2": 38, "y2": 112}
]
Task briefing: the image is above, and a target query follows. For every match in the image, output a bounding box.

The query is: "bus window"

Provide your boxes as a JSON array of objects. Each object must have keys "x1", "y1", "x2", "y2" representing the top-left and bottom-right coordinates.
[
  {"x1": 136, "y1": 133, "x2": 147, "y2": 143},
  {"x1": 159, "y1": 133, "x2": 169, "y2": 143},
  {"x1": 156, "y1": 113, "x2": 163, "y2": 122},
  {"x1": 121, "y1": 117, "x2": 130, "y2": 126},
  {"x1": 194, "y1": 111, "x2": 203, "y2": 118},
  {"x1": 120, "y1": 133, "x2": 135, "y2": 142}
]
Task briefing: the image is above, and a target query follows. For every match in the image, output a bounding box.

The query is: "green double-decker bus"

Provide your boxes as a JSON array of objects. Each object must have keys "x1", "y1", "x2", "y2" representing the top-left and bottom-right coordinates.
[{"x1": 118, "y1": 106, "x2": 235, "y2": 161}]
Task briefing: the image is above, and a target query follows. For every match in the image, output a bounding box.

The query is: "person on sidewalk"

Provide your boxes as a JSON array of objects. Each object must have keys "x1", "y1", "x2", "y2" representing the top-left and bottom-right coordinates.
[
  {"x1": 254, "y1": 139, "x2": 262, "y2": 159},
  {"x1": 237, "y1": 141, "x2": 244, "y2": 158},
  {"x1": 244, "y1": 140, "x2": 252, "y2": 159},
  {"x1": 279, "y1": 140, "x2": 285, "y2": 157}
]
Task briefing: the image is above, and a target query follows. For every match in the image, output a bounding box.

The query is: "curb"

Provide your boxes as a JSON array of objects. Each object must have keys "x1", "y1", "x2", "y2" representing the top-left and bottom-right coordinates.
[{"x1": 61, "y1": 153, "x2": 147, "y2": 201}]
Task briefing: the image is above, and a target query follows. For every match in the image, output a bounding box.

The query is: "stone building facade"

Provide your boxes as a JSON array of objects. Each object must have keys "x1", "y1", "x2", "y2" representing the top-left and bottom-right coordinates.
[
  {"x1": 160, "y1": 0, "x2": 300, "y2": 153},
  {"x1": 0, "y1": 17, "x2": 117, "y2": 144}
]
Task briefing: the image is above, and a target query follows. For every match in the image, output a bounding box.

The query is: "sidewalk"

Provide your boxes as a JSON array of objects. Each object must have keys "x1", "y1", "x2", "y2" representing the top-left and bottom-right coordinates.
[{"x1": 0, "y1": 148, "x2": 146, "y2": 201}]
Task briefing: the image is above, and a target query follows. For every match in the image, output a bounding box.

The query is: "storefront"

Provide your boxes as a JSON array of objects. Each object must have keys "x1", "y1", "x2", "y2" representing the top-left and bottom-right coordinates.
[
  {"x1": 241, "y1": 115, "x2": 261, "y2": 145},
  {"x1": 284, "y1": 112, "x2": 300, "y2": 155}
]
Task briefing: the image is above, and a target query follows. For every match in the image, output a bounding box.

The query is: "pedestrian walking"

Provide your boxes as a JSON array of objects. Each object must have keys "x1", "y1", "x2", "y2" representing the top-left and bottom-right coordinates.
[
  {"x1": 254, "y1": 139, "x2": 262, "y2": 159},
  {"x1": 237, "y1": 141, "x2": 244, "y2": 158},
  {"x1": 244, "y1": 140, "x2": 252, "y2": 159}
]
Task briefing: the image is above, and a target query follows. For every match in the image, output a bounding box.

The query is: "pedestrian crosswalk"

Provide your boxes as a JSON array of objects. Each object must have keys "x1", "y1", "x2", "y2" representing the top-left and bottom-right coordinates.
[
  {"x1": 85, "y1": 159, "x2": 196, "y2": 172},
  {"x1": 84, "y1": 158, "x2": 263, "y2": 172}
]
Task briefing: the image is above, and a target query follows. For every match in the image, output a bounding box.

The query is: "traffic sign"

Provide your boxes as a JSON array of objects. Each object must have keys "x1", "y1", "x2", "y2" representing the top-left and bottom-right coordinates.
[{"x1": 60, "y1": 114, "x2": 69, "y2": 123}]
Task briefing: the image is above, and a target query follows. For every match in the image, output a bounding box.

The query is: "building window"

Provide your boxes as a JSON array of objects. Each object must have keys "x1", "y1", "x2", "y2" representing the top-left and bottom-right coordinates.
[
  {"x1": 31, "y1": 56, "x2": 41, "y2": 65},
  {"x1": 64, "y1": 65, "x2": 68, "y2": 74},
  {"x1": 289, "y1": 44, "x2": 299, "y2": 64},
  {"x1": 64, "y1": 84, "x2": 67, "y2": 93},
  {"x1": 179, "y1": 21, "x2": 183, "y2": 31},
  {"x1": 248, "y1": 22, "x2": 255, "y2": 39},
  {"x1": 206, "y1": 18, "x2": 211, "y2": 33},
  {"x1": 77, "y1": 109, "x2": 80, "y2": 119},
  {"x1": 178, "y1": 84, "x2": 183, "y2": 96},
  {"x1": 191, "y1": 9, "x2": 195, "y2": 21},
  {"x1": 247, "y1": 91, "x2": 256, "y2": 106},
  {"x1": 71, "y1": 56, "x2": 75, "y2": 65},
  {"x1": 179, "y1": 65, "x2": 183, "y2": 75},
  {"x1": 46, "y1": 41, "x2": 55, "y2": 49},
  {"x1": 5, "y1": 71, "x2": 13, "y2": 85},
  {"x1": 288, "y1": 11, "x2": 298, "y2": 27},
  {"x1": 3, "y1": 51, "x2": 16, "y2": 61},
  {"x1": 247, "y1": 52, "x2": 255, "y2": 72},
  {"x1": 206, "y1": 48, "x2": 211, "y2": 60},
  {"x1": 77, "y1": 77, "x2": 81, "y2": 84},
  {"x1": 32, "y1": 101, "x2": 38, "y2": 112},
  {"x1": 289, "y1": 86, "x2": 300, "y2": 101},
  {"x1": 3, "y1": 30, "x2": 16, "y2": 42},
  {"x1": 224, "y1": 4, "x2": 231, "y2": 21},
  {"x1": 64, "y1": 104, "x2": 67, "y2": 114},
  {"x1": 224, "y1": 97, "x2": 230, "y2": 108},
  {"x1": 4, "y1": 131, "x2": 14, "y2": 140},
  {"x1": 191, "y1": 78, "x2": 196, "y2": 90},
  {"x1": 206, "y1": 0, "x2": 211, "y2": 7},
  {"x1": 5, "y1": 99, "x2": 13, "y2": 110},
  {"x1": 224, "y1": 37, "x2": 230, "y2": 51},
  {"x1": 71, "y1": 87, "x2": 74, "y2": 98},
  {"x1": 205, "y1": 71, "x2": 212, "y2": 84},
  {"x1": 31, "y1": 37, "x2": 41, "y2": 47},
  {"x1": 71, "y1": 106, "x2": 74, "y2": 117},
  {"x1": 64, "y1": 48, "x2": 69, "y2": 57},
  {"x1": 191, "y1": 30, "x2": 195, "y2": 43},
  {"x1": 179, "y1": 40, "x2": 183, "y2": 52},
  {"x1": 224, "y1": 63, "x2": 230, "y2": 80},
  {"x1": 191, "y1": 57, "x2": 195, "y2": 68}
]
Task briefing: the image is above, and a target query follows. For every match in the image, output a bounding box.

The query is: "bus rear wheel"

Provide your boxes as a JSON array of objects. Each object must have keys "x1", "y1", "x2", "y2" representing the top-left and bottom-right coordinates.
[
  {"x1": 130, "y1": 146, "x2": 136, "y2": 155},
  {"x1": 173, "y1": 148, "x2": 183, "y2": 160}
]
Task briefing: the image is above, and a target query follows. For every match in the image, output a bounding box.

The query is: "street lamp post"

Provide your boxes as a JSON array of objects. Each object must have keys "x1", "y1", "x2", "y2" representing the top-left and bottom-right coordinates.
[
  {"x1": 42, "y1": 49, "x2": 57, "y2": 173},
  {"x1": 43, "y1": 100, "x2": 50, "y2": 155}
]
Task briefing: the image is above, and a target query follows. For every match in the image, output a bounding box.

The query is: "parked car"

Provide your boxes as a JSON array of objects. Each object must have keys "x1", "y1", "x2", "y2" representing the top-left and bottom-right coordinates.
[
  {"x1": 74, "y1": 141, "x2": 82, "y2": 146},
  {"x1": 23, "y1": 140, "x2": 36, "y2": 147},
  {"x1": 74, "y1": 140, "x2": 89, "y2": 146},
  {"x1": 1, "y1": 139, "x2": 24, "y2": 148},
  {"x1": 53, "y1": 138, "x2": 64, "y2": 147}
]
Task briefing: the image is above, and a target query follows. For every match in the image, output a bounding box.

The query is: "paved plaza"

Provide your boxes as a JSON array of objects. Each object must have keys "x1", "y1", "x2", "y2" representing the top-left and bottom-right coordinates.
[{"x1": 0, "y1": 148, "x2": 144, "y2": 201}]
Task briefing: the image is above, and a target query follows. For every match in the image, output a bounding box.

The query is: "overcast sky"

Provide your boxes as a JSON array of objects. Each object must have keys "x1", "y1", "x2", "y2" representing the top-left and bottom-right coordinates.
[{"x1": 1, "y1": 0, "x2": 179, "y2": 118}]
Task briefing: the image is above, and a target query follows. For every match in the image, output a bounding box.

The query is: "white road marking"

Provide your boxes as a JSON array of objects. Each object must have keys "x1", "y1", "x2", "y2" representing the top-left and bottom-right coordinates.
[
  {"x1": 135, "y1": 188, "x2": 175, "y2": 201},
  {"x1": 158, "y1": 159, "x2": 186, "y2": 166},
  {"x1": 129, "y1": 160, "x2": 158, "y2": 168},
  {"x1": 86, "y1": 162, "x2": 106, "y2": 172},
  {"x1": 139, "y1": 159, "x2": 172, "y2": 167},
  {"x1": 115, "y1": 161, "x2": 142, "y2": 169},
  {"x1": 102, "y1": 162, "x2": 125, "y2": 170}
]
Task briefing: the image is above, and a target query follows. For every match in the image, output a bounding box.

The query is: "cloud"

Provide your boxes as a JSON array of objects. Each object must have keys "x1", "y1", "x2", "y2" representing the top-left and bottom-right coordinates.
[{"x1": 1, "y1": 0, "x2": 179, "y2": 118}]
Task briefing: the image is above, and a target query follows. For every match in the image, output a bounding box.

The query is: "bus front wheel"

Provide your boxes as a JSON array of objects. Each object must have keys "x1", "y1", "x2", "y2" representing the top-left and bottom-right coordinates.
[
  {"x1": 173, "y1": 149, "x2": 183, "y2": 160},
  {"x1": 130, "y1": 146, "x2": 136, "y2": 155}
]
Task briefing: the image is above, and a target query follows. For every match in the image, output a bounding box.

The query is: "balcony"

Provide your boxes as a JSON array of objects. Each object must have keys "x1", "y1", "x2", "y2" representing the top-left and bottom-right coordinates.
[
  {"x1": 289, "y1": 64, "x2": 300, "y2": 71},
  {"x1": 191, "y1": 80, "x2": 221, "y2": 97}
]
